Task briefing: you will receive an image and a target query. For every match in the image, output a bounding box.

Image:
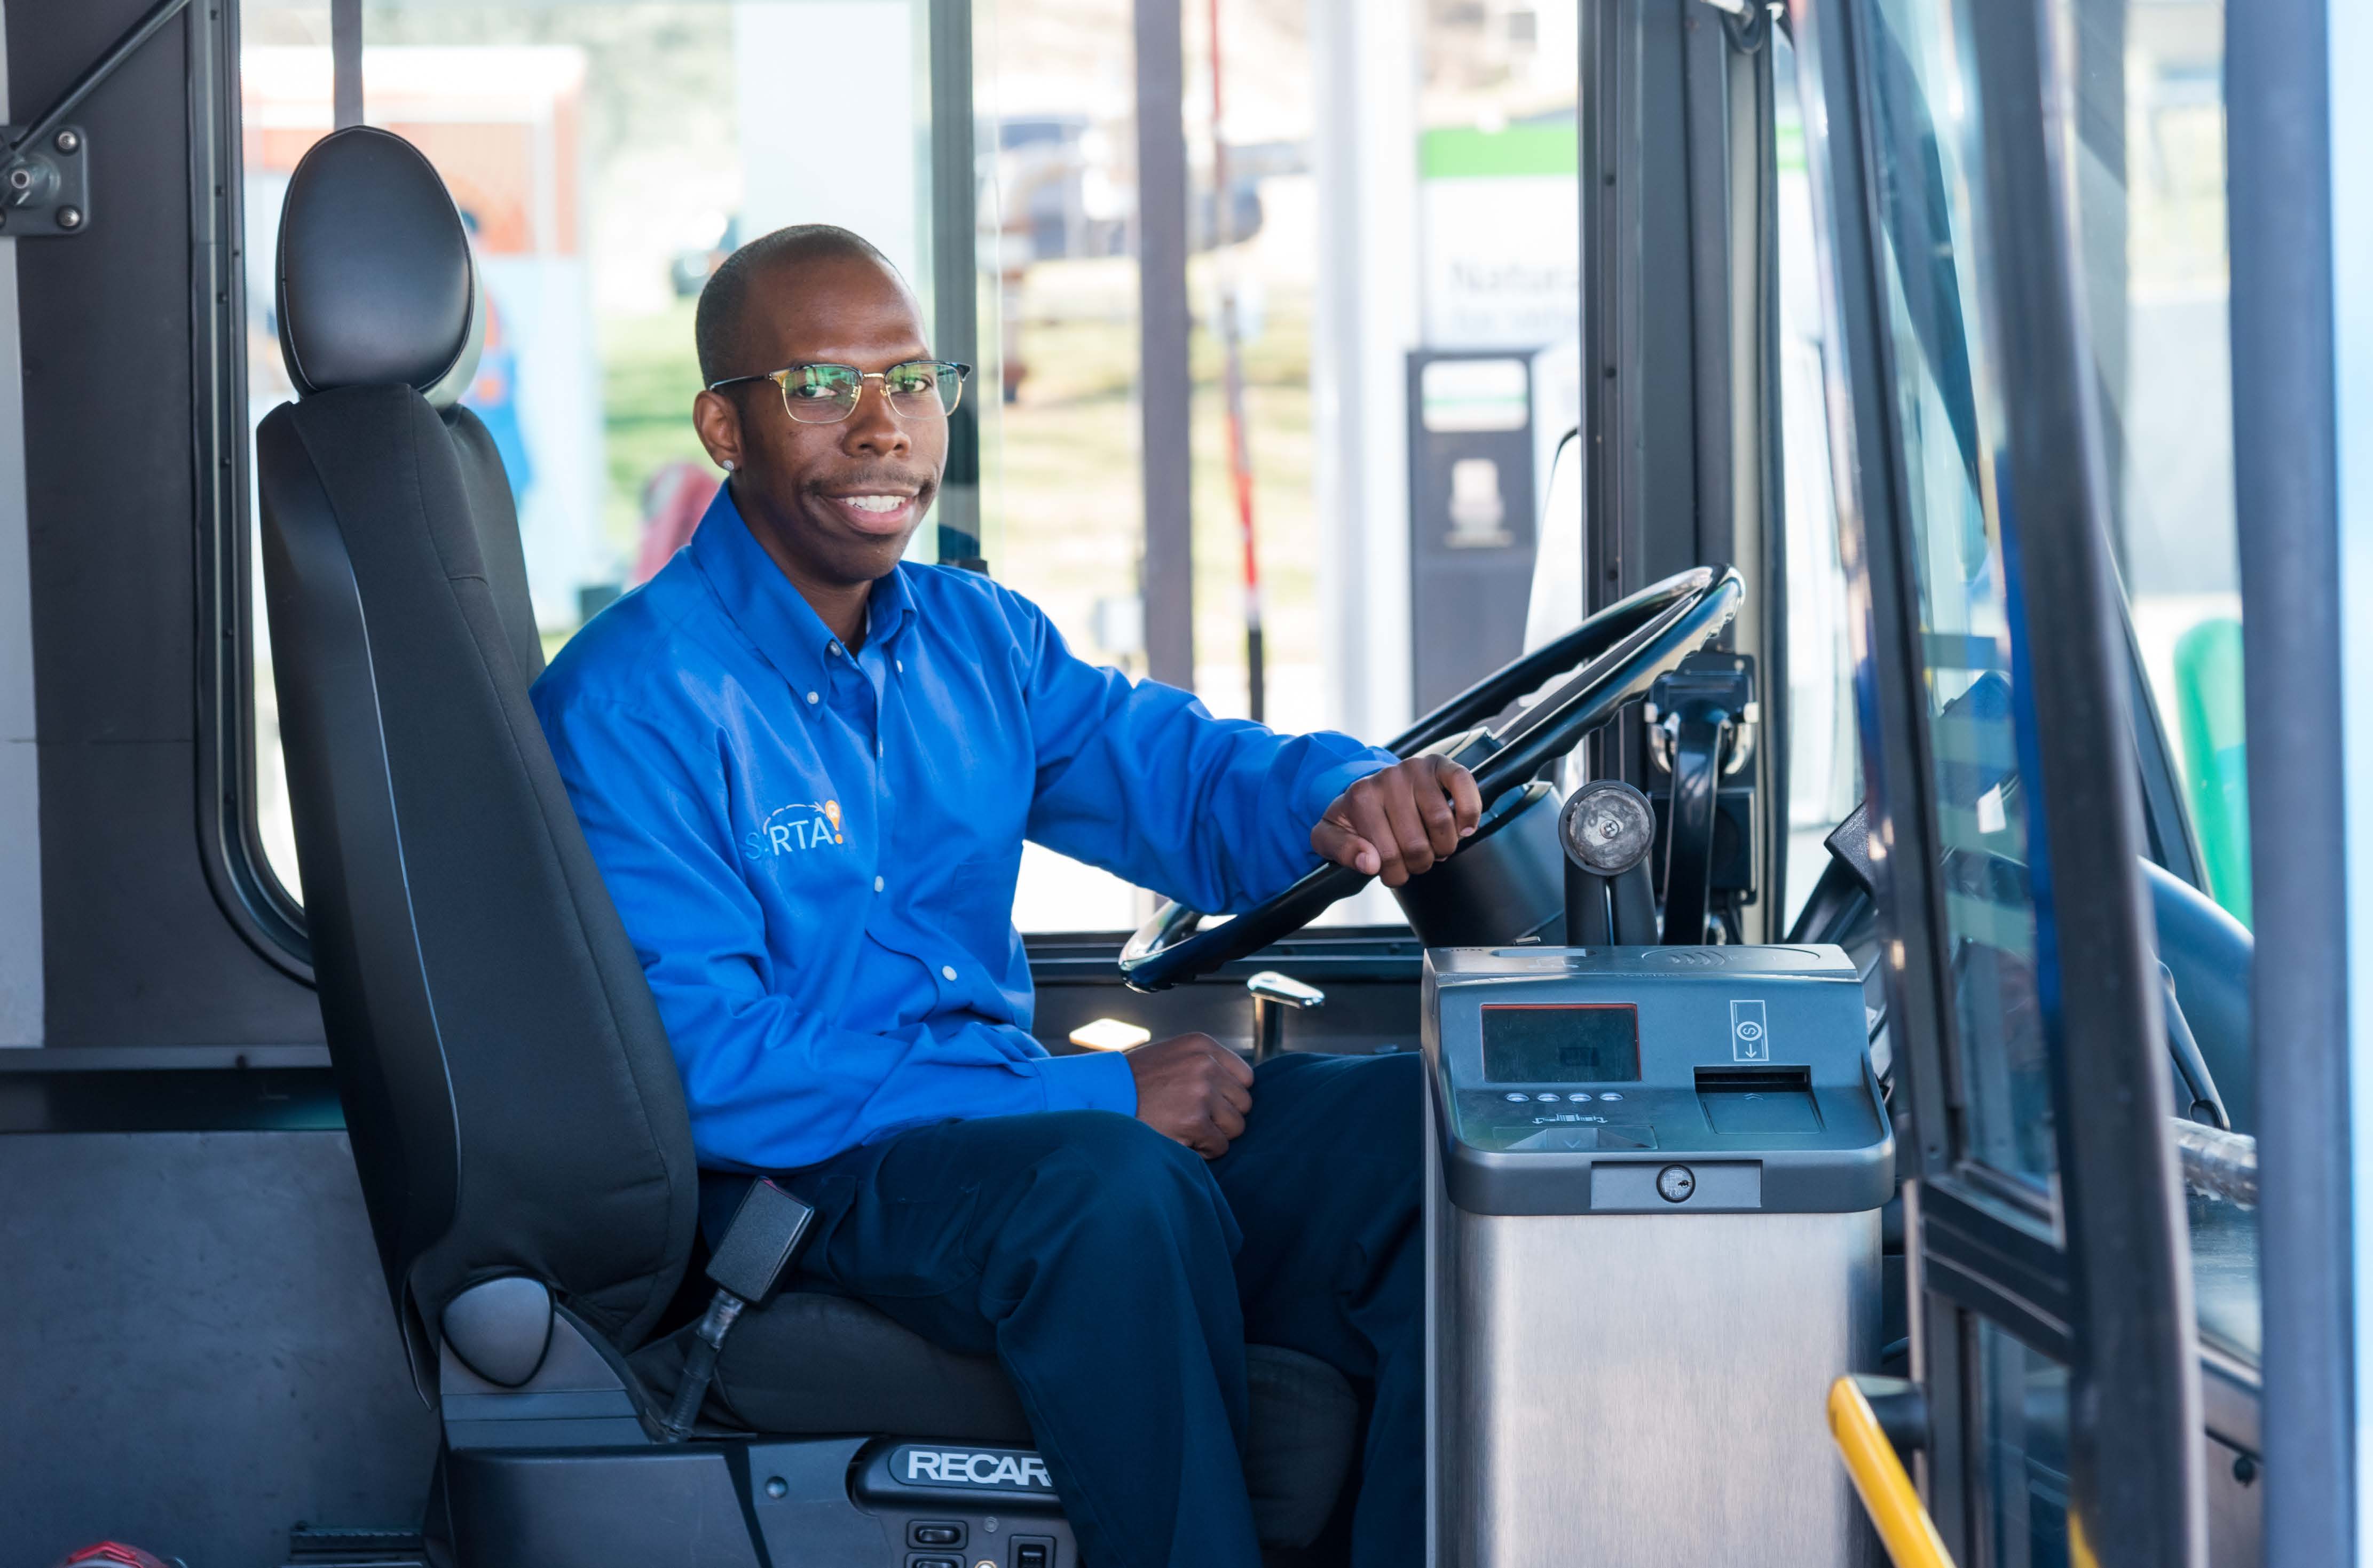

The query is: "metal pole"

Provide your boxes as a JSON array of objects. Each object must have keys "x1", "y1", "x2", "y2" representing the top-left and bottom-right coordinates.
[
  {"x1": 331, "y1": 0, "x2": 361, "y2": 130},
  {"x1": 2229, "y1": 0, "x2": 2354, "y2": 1562},
  {"x1": 1135, "y1": 0, "x2": 1193, "y2": 690},
  {"x1": 1208, "y1": 0, "x2": 1263, "y2": 721},
  {"x1": 929, "y1": 0, "x2": 986, "y2": 569}
]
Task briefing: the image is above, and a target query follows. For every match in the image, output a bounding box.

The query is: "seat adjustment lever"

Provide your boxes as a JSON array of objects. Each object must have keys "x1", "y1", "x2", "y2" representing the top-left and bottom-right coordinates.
[
  {"x1": 659, "y1": 1178, "x2": 816, "y2": 1443},
  {"x1": 1247, "y1": 971, "x2": 1325, "y2": 1063}
]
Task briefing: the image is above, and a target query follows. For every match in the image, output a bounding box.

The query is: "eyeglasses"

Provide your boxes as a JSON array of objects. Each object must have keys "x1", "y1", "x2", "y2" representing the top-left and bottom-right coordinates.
[{"x1": 707, "y1": 359, "x2": 972, "y2": 425}]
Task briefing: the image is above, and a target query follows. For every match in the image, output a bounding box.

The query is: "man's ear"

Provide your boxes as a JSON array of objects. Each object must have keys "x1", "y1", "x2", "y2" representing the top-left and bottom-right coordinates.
[{"x1": 693, "y1": 387, "x2": 745, "y2": 474}]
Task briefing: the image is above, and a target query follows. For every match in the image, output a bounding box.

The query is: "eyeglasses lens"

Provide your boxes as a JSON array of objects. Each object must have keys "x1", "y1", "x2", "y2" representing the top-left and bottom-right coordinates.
[
  {"x1": 776, "y1": 362, "x2": 966, "y2": 423},
  {"x1": 780, "y1": 365, "x2": 863, "y2": 424}
]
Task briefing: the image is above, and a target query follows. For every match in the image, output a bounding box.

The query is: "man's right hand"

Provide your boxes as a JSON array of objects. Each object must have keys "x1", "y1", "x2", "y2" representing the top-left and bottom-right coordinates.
[{"x1": 1125, "y1": 1033, "x2": 1255, "y2": 1159}]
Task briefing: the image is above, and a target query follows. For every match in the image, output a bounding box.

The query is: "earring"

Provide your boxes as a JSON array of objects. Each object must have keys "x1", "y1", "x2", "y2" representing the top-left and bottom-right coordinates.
[{"x1": 722, "y1": 458, "x2": 737, "y2": 471}]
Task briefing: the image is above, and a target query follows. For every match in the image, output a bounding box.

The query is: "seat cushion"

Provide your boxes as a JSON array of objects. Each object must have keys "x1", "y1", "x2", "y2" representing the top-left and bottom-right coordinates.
[
  {"x1": 633, "y1": 1289, "x2": 1034, "y2": 1444},
  {"x1": 629, "y1": 1290, "x2": 1359, "y2": 1547}
]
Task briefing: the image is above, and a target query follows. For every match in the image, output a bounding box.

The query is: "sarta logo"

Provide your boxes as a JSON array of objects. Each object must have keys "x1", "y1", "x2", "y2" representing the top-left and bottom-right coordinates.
[{"x1": 744, "y1": 798, "x2": 844, "y2": 859}]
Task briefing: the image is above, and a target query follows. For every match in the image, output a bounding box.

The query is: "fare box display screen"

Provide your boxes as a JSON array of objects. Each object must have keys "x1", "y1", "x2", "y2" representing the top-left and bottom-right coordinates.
[{"x1": 1480, "y1": 1003, "x2": 1642, "y2": 1084}]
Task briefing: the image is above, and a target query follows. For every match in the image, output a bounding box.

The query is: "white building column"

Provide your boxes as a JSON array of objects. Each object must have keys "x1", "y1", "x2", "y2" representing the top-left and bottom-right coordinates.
[
  {"x1": 733, "y1": 1, "x2": 926, "y2": 286},
  {"x1": 1308, "y1": 0, "x2": 1419, "y2": 746}
]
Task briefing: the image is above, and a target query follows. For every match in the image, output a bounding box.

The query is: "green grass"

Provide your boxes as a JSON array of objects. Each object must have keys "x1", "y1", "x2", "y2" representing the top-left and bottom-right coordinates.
[
  {"x1": 598, "y1": 300, "x2": 713, "y2": 556},
  {"x1": 997, "y1": 258, "x2": 1323, "y2": 719}
]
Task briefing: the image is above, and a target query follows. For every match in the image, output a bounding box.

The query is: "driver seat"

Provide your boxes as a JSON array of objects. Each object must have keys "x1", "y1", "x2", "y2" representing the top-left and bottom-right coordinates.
[{"x1": 255, "y1": 125, "x2": 1358, "y2": 1567}]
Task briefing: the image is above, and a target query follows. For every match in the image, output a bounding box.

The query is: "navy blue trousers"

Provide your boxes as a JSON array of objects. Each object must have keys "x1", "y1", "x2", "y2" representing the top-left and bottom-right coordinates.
[{"x1": 770, "y1": 1049, "x2": 1422, "y2": 1568}]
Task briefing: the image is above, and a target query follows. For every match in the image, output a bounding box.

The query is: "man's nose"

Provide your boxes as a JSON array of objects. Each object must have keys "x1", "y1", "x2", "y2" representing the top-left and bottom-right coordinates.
[{"x1": 840, "y1": 379, "x2": 910, "y2": 457}]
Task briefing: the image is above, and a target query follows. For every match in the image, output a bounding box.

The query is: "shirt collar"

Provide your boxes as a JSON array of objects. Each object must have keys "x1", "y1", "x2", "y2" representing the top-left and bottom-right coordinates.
[{"x1": 689, "y1": 484, "x2": 920, "y2": 692}]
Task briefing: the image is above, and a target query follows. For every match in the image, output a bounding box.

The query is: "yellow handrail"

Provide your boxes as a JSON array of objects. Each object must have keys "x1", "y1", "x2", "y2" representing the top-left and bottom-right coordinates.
[{"x1": 1828, "y1": 1375, "x2": 1958, "y2": 1568}]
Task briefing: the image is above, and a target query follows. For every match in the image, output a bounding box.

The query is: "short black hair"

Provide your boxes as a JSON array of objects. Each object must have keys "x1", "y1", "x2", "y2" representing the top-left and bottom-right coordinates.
[{"x1": 694, "y1": 224, "x2": 903, "y2": 387}]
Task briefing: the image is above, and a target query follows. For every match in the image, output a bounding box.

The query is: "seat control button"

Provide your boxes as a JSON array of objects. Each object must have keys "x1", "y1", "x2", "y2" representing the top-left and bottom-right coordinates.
[{"x1": 910, "y1": 1522, "x2": 964, "y2": 1547}]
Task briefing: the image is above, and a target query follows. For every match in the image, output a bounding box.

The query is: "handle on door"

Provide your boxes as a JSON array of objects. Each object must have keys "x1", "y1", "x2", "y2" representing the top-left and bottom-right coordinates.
[{"x1": 1828, "y1": 1375, "x2": 1957, "y2": 1568}]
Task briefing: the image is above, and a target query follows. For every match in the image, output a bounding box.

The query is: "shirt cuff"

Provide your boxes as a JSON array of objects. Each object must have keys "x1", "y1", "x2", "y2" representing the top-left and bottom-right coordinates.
[
  {"x1": 1295, "y1": 749, "x2": 1400, "y2": 837},
  {"x1": 1034, "y1": 1048, "x2": 1140, "y2": 1116}
]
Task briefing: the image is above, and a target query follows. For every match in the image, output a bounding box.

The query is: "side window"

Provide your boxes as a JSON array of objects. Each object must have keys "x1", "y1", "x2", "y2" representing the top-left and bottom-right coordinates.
[
  {"x1": 238, "y1": 0, "x2": 1584, "y2": 937},
  {"x1": 2068, "y1": 0, "x2": 2245, "y2": 927},
  {"x1": 2055, "y1": 0, "x2": 2257, "y2": 1370},
  {"x1": 1860, "y1": 0, "x2": 2054, "y2": 1190},
  {"x1": 241, "y1": 3, "x2": 338, "y2": 899},
  {"x1": 241, "y1": 2, "x2": 959, "y2": 906},
  {"x1": 1773, "y1": 26, "x2": 1859, "y2": 932}
]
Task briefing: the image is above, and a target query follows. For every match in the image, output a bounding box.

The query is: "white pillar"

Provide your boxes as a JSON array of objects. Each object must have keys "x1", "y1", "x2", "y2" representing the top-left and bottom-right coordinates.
[
  {"x1": 1308, "y1": 0, "x2": 1418, "y2": 746},
  {"x1": 733, "y1": 1, "x2": 926, "y2": 287}
]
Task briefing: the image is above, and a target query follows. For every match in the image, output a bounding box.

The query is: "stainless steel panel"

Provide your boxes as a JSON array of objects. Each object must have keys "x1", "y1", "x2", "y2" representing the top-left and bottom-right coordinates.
[
  {"x1": 1432, "y1": 1188, "x2": 1880, "y2": 1566},
  {"x1": 1589, "y1": 1158, "x2": 1763, "y2": 1210}
]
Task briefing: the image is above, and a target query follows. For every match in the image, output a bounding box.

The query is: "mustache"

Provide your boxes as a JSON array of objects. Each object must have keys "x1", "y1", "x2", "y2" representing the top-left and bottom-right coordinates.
[{"x1": 809, "y1": 470, "x2": 937, "y2": 495}]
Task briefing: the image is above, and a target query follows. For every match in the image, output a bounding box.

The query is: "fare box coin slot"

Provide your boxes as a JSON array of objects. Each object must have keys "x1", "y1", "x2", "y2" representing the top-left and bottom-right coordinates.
[{"x1": 1694, "y1": 1065, "x2": 1823, "y2": 1135}]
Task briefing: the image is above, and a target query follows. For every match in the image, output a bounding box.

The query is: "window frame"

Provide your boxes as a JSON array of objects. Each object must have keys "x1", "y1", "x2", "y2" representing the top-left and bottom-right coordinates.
[
  {"x1": 1789, "y1": 0, "x2": 2204, "y2": 1554},
  {"x1": 199, "y1": 0, "x2": 314, "y2": 980}
]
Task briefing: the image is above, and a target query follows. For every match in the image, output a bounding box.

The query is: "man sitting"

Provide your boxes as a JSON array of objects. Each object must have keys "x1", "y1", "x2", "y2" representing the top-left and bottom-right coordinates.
[{"x1": 531, "y1": 223, "x2": 1478, "y2": 1568}]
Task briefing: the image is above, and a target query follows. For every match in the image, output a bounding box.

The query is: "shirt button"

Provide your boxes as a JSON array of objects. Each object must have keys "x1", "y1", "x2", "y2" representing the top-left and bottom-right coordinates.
[
  {"x1": 806, "y1": 691, "x2": 819, "y2": 704},
  {"x1": 876, "y1": 739, "x2": 884, "y2": 758},
  {"x1": 941, "y1": 965, "x2": 957, "y2": 981},
  {"x1": 828, "y1": 642, "x2": 842, "y2": 656},
  {"x1": 874, "y1": 875, "x2": 885, "y2": 893},
  {"x1": 896, "y1": 659, "x2": 905, "y2": 673}
]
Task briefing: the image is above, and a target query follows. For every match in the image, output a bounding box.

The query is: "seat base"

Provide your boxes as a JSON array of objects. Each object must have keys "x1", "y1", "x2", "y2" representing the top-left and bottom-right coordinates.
[
  {"x1": 628, "y1": 1288, "x2": 1361, "y2": 1547},
  {"x1": 436, "y1": 1435, "x2": 1076, "y2": 1568}
]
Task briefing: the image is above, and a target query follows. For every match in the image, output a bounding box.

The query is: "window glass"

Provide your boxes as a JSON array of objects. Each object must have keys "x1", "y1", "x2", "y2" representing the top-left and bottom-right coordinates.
[
  {"x1": 2057, "y1": 0, "x2": 2258, "y2": 1365},
  {"x1": 2066, "y1": 0, "x2": 2246, "y2": 926},
  {"x1": 243, "y1": 1, "x2": 1579, "y2": 939},
  {"x1": 1861, "y1": 0, "x2": 2054, "y2": 1187},
  {"x1": 241, "y1": 0, "x2": 338, "y2": 898},
  {"x1": 1974, "y1": 1319, "x2": 2072, "y2": 1568},
  {"x1": 980, "y1": 0, "x2": 1144, "y2": 931},
  {"x1": 246, "y1": 0, "x2": 957, "y2": 903},
  {"x1": 1774, "y1": 28, "x2": 1859, "y2": 932}
]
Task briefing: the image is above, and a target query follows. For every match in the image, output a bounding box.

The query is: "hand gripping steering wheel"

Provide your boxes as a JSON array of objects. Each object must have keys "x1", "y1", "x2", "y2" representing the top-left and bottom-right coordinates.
[{"x1": 1118, "y1": 565, "x2": 1745, "y2": 991}]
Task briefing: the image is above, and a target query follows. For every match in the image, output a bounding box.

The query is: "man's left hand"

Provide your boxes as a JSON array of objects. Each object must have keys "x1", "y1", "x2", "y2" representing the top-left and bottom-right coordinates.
[{"x1": 1311, "y1": 756, "x2": 1483, "y2": 889}]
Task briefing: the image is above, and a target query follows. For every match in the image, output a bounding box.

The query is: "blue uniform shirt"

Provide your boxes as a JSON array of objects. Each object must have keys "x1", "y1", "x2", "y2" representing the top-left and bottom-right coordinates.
[{"x1": 532, "y1": 487, "x2": 1397, "y2": 1172}]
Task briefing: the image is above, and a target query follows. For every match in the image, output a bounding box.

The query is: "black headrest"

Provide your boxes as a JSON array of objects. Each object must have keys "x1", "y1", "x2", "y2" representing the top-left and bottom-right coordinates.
[{"x1": 275, "y1": 126, "x2": 484, "y2": 409}]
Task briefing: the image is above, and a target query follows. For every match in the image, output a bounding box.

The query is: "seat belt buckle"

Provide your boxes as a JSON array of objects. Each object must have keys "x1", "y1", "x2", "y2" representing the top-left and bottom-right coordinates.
[
  {"x1": 706, "y1": 1177, "x2": 817, "y2": 1305},
  {"x1": 659, "y1": 1178, "x2": 817, "y2": 1443}
]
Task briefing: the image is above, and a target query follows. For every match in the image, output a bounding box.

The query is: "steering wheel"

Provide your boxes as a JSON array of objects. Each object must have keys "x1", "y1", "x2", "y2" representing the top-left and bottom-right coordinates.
[{"x1": 1118, "y1": 565, "x2": 1745, "y2": 991}]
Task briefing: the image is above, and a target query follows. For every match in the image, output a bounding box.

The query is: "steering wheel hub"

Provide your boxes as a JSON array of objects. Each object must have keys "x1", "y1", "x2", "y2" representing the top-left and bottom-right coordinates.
[{"x1": 1559, "y1": 780, "x2": 1658, "y2": 877}]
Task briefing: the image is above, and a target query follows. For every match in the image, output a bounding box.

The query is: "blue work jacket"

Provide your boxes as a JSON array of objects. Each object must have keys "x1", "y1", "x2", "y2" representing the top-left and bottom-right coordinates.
[{"x1": 531, "y1": 487, "x2": 1396, "y2": 1171}]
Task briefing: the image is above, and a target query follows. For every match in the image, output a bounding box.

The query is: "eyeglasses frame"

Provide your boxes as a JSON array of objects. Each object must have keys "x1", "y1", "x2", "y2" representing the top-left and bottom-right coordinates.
[{"x1": 705, "y1": 359, "x2": 973, "y2": 425}]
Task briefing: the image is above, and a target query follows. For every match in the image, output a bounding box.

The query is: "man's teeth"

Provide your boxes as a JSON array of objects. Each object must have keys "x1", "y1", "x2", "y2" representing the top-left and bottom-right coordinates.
[{"x1": 843, "y1": 495, "x2": 906, "y2": 514}]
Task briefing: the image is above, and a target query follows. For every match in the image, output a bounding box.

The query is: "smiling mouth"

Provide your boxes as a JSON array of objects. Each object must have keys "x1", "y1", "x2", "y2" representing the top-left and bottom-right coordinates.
[{"x1": 819, "y1": 490, "x2": 924, "y2": 532}]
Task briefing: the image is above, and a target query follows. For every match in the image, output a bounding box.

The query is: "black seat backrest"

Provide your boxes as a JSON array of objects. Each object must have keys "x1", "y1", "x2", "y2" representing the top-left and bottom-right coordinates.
[{"x1": 256, "y1": 127, "x2": 696, "y2": 1390}]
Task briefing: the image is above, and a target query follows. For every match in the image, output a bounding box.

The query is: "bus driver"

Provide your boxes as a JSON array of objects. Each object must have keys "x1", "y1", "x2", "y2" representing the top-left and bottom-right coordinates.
[{"x1": 531, "y1": 224, "x2": 1479, "y2": 1568}]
